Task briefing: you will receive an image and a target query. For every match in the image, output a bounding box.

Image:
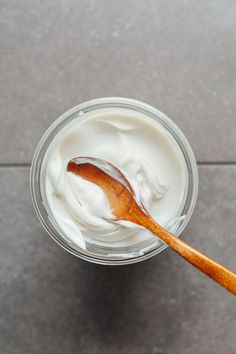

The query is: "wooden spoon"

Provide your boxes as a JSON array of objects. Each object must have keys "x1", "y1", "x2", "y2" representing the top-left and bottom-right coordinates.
[{"x1": 67, "y1": 157, "x2": 236, "y2": 295}]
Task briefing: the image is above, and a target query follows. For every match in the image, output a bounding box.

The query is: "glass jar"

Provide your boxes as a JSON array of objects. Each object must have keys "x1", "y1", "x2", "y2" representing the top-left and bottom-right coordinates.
[{"x1": 30, "y1": 97, "x2": 198, "y2": 265}]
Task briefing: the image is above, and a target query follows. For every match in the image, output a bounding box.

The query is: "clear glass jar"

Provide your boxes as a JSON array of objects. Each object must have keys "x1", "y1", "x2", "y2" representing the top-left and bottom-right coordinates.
[{"x1": 30, "y1": 97, "x2": 198, "y2": 265}]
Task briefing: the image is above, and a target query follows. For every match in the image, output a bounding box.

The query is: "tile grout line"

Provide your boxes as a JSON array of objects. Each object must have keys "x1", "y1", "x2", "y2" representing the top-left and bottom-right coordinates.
[
  {"x1": 197, "y1": 162, "x2": 236, "y2": 166},
  {"x1": 0, "y1": 163, "x2": 31, "y2": 167}
]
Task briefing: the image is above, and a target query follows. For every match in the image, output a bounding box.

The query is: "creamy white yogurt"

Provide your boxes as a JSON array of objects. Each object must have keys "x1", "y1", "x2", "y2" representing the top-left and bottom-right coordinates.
[{"x1": 42, "y1": 108, "x2": 188, "y2": 250}]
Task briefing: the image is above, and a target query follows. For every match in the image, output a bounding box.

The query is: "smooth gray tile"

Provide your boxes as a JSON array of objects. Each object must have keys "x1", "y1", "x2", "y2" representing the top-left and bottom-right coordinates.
[
  {"x1": 1, "y1": 0, "x2": 236, "y2": 163},
  {"x1": 0, "y1": 166, "x2": 235, "y2": 354}
]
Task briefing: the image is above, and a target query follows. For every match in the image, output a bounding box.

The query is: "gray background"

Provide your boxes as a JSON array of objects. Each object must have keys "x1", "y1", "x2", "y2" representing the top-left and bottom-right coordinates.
[{"x1": 0, "y1": 1, "x2": 235, "y2": 353}]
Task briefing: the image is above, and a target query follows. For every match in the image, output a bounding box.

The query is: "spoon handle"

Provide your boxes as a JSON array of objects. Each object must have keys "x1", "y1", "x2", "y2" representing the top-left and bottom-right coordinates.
[
  {"x1": 146, "y1": 218, "x2": 236, "y2": 295},
  {"x1": 127, "y1": 204, "x2": 236, "y2": 295}
]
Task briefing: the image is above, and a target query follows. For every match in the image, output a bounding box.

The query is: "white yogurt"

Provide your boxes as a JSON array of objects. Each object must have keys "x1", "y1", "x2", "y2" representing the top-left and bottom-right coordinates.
[{"x1": 43, "y1": 108, "x2": 188, "y2": 250}]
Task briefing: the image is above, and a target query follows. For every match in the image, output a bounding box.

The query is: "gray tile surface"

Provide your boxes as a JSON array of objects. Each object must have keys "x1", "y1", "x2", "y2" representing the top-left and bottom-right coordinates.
[
  {"x1": 1, "y1": 1, "x2": 236, "y2": 353},
  {"x1": 0, "y1": 167, "x2": 235, "y2": 354},
  {"x1": 1, "y1": 0, "x2": 236, "y2": 163}
]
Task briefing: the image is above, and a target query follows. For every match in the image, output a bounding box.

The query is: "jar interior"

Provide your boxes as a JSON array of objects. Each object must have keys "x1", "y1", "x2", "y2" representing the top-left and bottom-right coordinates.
[{"x1": 31, "y1": 98, "x2": 198, "y2": 265}]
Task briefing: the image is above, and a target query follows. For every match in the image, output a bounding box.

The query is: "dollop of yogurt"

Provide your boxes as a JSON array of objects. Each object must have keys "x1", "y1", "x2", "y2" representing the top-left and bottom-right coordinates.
[{"x1": 42, "y1": 108, "x2": 188, "y2": 249}]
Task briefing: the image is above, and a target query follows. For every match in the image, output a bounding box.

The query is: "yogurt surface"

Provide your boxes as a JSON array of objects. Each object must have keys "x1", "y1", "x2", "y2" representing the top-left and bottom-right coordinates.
[{"x1": 42, "y1": 108, "x2": 188, "y2": 250}]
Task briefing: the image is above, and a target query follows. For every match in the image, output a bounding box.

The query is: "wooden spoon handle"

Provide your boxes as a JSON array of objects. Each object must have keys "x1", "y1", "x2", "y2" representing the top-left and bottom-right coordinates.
[{"x1": 145, "y1": 218, "x2": 236, "y2": 295}]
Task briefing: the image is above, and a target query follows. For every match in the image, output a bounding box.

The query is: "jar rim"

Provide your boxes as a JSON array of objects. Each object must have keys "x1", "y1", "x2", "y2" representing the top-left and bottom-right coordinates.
[{"x1": 30, "y1": 97, "x2": 198, "y2": 265}]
